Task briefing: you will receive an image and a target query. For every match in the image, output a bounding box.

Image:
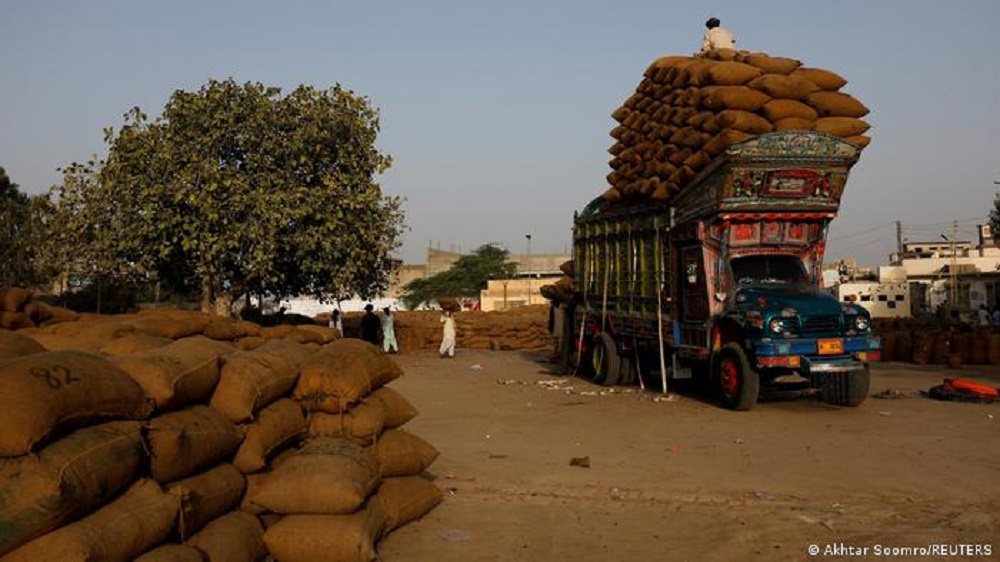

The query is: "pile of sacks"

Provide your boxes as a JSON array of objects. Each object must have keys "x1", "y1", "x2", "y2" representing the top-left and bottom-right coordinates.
[
  {"x1": 606, "y1": 49, "x2": 870, "y2": 203},
  {"x1": 877, "y1": 326, "x2": 1000, "y2": 368},
  {"x1": 386, "y1": 307, "x2": 552, "y2": 352},
  {"x1": 540, "y1": 260, "x2": 575, "y2": 305},
  {"x1": 344, "y1": 306, "x2": 554, "y2": 352},
  {"x1": 0, "y1": 288, "x2": 80, "y2": 330},
  {"x1": 0, "y1": 309, "x2": 441, "y2": 561}
]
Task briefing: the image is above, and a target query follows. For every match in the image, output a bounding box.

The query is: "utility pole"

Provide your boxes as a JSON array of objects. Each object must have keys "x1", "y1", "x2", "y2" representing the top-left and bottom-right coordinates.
[
  {"x1": 950, "y1": 220, "x2": 958, "y2": 307},
  {"x1": 525, "y1": 234, "x2": 532, "y2": 306},
  {"x1": 895, "y1": 220, "x2": 903, "y2": 258}
]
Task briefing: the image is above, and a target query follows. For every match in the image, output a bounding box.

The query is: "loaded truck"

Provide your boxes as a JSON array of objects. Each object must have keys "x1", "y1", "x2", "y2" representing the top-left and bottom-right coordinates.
[{"x1": 562, "y1": 131, "x2": 880, "y2": 410}]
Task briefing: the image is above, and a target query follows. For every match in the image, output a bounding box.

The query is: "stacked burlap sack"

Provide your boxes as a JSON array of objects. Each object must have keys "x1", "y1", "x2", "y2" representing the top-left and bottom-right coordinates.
[
  {"x1": 871, "y1": 317, "x2": 1000, "y2": 367},
  {"x1": 0, "y1": 287, "x2": 80, "y2": 330},
  {"x1": 540, "y1": 260, "x2": 575, "y2": 305},
  {"x1": 351, "y1": 307, "x2": 554, "y2": 352},
  {"x1": 605, "y1": 49, "x2": 870, "y2": 203},
  {"x1": 15, "y1": 305, "x2": 338, "y2": 356},
  {"x1": 0, "y1": 317, "x2": 441, "y2": 561}
]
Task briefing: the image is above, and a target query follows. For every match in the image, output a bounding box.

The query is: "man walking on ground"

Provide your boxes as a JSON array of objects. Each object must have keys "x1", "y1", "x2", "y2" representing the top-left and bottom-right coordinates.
[
  {"x1": 361, "y1": 303, "x2": 380, "y2": 346},
  {"x1": 439, "y1": 310, "x2": 456, "y2": 358},
  {"x1": 382, "y1": 307, "x2": 399, "y2": 354}
]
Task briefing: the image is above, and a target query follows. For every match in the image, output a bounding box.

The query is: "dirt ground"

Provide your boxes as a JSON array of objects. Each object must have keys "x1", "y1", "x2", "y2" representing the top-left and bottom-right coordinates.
[{"x1": 377, "y1": 349, "x2": 999, "y2": 561}]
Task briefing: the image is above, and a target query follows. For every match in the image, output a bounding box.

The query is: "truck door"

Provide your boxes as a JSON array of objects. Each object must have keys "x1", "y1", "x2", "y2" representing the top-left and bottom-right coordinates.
[{"x1": 681, "y1": 246, "x2": 709, "y2": 324}]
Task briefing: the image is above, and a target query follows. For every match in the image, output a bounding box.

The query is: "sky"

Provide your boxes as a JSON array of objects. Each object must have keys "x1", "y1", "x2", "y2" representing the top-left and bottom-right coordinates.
[{"x1": 3, "y1": 0, "x2": 1000, "y2": 267}]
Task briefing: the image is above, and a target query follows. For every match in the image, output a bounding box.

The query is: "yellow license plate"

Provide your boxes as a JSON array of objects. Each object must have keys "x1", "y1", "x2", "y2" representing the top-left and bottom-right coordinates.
[{"x1": 818, "y1": 338, "x2": 843, "y2": 355}]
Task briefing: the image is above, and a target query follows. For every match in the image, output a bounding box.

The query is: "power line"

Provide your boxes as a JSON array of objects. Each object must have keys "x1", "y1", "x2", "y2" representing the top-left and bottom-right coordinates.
[{"x1": 827, "y1": 222, "x2": 895, "y2": 242}]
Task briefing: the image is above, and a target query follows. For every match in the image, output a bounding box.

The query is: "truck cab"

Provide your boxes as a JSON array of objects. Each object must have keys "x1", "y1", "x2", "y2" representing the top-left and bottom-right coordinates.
[{"x1": 568, "y1": 131, "x2": 879, "y2": 410}]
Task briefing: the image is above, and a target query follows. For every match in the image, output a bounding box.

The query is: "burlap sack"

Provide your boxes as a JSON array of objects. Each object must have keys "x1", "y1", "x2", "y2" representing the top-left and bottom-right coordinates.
[
  {"x1": 0, "y1": 421, "x2": 144, "y2": 556},
  {"x1": 0, "y1": 350, "x2": 152, "y2": 456},
  {"x1": 185, "y1": 512, "x2": 264, "y2": 562},
  {"x1": 0, "y1": 311, "x2": 32, "y2": 330},
  {"x1": 260, "y1": 324, "x2": 294, "y2": 339},
  {"x1": 697, "y1": 85, "x2": 770, "y2": 111},
  {"x1": 144, "y1": 405, "x2": 243, "y2": 483},
  {"x1": 201, "y1": 319, "x2": 259, "y2": 341},
  {"x1": 760, "y1": 99, "x2": 818, "y2": 122},
  {"x1": 804, "y1": 91, "x2": 870, "y2": 118},
  {"x1": 369, "y1": 429, "x2": 440, "y2": 478},
  {"x1": 744, "y1": 53, "x2": 801, "y2": 75},
  {"x1": 704, "y1": 61, "x2": 762, "y2": 86},
  {"x1": 968, "y1": 332, "x2": 988, "y2": 365},
  {"x1": 747, "y1": 74, "x2": 820, "y2": 100},
  {"x1": 0, "y1": 329, "x2": 45, "y2": 361},
  {"x1": 1, "y1": 479, "x2": 179, "y2": 562},
  {"x1": 790, "y1": 67, "x2": 847, "y2": 90},
  {"x1": 22, "y1": 301, "x2": 52, "y2": 326},
  {"x1": 813, "y1": 117, "x2": 870, "y2": 137},
  {"x1": 209, "y1": 338, "x2": 313, "y2": 423},
  {"x1": 772, "y1": 117, "x2": 815, "y2": 131},
  {"x1": 294, "y1": 339, "x2": 403, "y2": 414},
  {"x1": 373, "y1": 476, "x2": 443, "y2": 532},
  {"x1": 291, "y1": 324, "x2": 340, "y2": 344},
  {"x1": 250, "y1": 437, "x2": 379, "y2": 515},
  {"x1": 701, "y1": 48, "x2": 737, "y2": 62},
  {"x1": 307, "y1": 401, "x2": 386, "y2": 445},
  {"x1": 134, "y1": 544, "x2": 206, "y2": 562},
  {"x1": 167, "y1": 464, "x2": 246, "y2": 540},
  {"x1": 715, "y1": 110, "x2": 773, "y2": 134},
  {"x1": 126, "y1": 315, "x2": 207, "y2": 340},
  {"x1": 912, "y1": 332, "x2": 936, "y2": 365},
  {"x1": 233, "y1": 398, "x2": 306, "y2": 473},
  {"x1": 366, "y1": 386, "x2": 418, "y2": 429},
  {"x1": 134, "y1": 544, "x2": 207, "y2": 562},
  {"x1": 109, "y1": 339, "x2": 224, "y2": 412},
  {"x1": 844, "y1": 135, "x2": 871, "y2": 149},
  {"x1": 99, "y1": 334, "x2": 173, "y2": 356},
  {"x1": 263, "y1": 508, "x2": 387, "y2": 562},
  {"x1": 0, "y1": 287, "x2": 33, "y2": 312}
]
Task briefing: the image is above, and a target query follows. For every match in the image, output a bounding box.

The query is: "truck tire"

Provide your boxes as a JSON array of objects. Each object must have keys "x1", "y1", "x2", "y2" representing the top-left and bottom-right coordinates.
[
  {"x1": 713, "y1": 343, "x2": 759, "y2": 411},
  {"x1": 823, "y1": 367, "x2": 870, "y2": 407},
  {"x1": 591, "y1": 332, "x2": 622, "y2": 386}
]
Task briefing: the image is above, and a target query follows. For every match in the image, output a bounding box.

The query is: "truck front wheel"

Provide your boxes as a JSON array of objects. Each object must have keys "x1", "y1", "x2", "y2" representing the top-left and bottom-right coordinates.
[
  {"x1": 714, "y1": 343, "x2": 759, "y2": 411},
  {"x1": 823, "y1": 367, "x2": 870, "y2": 407}
]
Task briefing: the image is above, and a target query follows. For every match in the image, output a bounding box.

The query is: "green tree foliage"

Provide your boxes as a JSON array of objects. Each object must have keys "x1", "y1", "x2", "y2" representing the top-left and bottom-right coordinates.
[
  {"x1": 47, "y1": 79, "x2": 405, "y2": 314},
  {"x1": 0, "y1": 167, "x2": 47, "y2": 286},
  {"x1": 401, "y1": 244, "x2": 518, "y2": 309}
]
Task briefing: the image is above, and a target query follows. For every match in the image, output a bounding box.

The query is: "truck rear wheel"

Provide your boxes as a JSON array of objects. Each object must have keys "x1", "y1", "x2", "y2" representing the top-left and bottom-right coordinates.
[
  {"x1": 823, "y1": 367, "x2": 870, "y2": 407},
  {"x1": 714, "y1": 343, "x2": 759, "y2": 411},
  {"x1": 591, "y1": 332, "x2": 622, "y2": 386}
]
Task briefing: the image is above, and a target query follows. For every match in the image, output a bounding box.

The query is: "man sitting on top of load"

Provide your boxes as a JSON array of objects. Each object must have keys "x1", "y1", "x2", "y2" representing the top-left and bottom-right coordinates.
[{"x1": 701, "y1": 17, "x2": 735, "y2": 52}]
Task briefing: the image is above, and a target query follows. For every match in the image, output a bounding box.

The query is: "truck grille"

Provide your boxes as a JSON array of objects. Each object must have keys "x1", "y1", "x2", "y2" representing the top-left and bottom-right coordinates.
[{"x1": 801, "y1": 315, "x2": 840, "y2": 335}]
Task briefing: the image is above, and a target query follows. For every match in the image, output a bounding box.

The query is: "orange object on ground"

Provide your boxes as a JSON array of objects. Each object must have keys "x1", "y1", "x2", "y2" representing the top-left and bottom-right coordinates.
[{"x1": 944, "y1": 377, "x2": 999, "y2": 398}]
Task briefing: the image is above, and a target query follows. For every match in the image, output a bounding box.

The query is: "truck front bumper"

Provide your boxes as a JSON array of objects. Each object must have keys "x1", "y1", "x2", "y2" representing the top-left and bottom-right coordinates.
[{"x1": 751, "y1": 335, "x2": 880, "y2": 371}]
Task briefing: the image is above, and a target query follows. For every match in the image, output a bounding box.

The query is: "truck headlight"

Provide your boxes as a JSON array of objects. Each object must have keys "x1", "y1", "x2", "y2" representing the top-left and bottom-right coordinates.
[
  {"x1": 769, "y1": 318, "x2": 787, "y2": 334},
  {"x1": 854, "y1": 315, "x2": 870, "y2": 332}
]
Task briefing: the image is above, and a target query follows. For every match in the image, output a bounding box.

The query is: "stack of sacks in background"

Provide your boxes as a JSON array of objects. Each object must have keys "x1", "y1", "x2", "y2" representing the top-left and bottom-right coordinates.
[
  {"x1": 0, "y1": 287, "x2": 80, "y2": 330},
  {"x1": 872, "y1": 318, "x2": 1000, "y2": 368},
  {"x1": 540, "y1": 260, "x2": 576, "y2": 305},
  {"x1": 455, "y1": 306, "x2": 552, "y2": 351},
  {"x1": 348, "y1": 307, "x2": 553, "y2": 352},
  {"x1": 247, "y1": 338, "x2": 442, "y2": 562},
  {"x1": 1, "y1": 315, "x2": 441, "y2": 561},
  {"x1": 16, "y1": 306, "x2": 338, "y2": 355},
  {"x1": 605, "y1": 49, "x2": 870, "y2": 203}
]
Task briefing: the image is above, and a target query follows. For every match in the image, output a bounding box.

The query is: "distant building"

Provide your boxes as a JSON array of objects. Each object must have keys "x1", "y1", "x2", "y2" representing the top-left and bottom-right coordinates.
[{"x1": 832, "y1": 224, "x2": 1000, "y2": 318}]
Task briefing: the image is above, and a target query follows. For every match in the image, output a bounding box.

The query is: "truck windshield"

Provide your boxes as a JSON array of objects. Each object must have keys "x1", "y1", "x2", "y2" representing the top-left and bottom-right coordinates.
[{"x1": 730, "y1": 255, "x2": 808, "y2": 285}]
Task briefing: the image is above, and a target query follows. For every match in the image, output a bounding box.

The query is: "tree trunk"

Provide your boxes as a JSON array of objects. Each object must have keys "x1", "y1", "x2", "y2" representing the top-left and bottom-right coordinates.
[{"x1": 201, "y1": 277, "x2": 214, "y2": 315}]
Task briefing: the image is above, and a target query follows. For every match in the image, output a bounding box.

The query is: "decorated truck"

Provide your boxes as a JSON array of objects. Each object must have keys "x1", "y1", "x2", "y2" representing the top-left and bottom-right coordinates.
[{"x1": 564, "y1": 130, "x2": 880, "y2": 409}]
